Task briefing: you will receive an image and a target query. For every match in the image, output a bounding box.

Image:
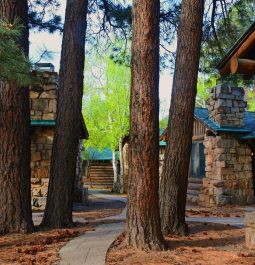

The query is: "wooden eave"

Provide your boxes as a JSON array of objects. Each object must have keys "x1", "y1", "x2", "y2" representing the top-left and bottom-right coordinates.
[{"x1": 217, "y1": 22, "x2": 255, "y2": 78}]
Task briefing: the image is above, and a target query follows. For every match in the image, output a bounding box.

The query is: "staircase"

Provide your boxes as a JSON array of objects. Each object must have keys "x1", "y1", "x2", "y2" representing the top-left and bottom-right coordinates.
[
  {"x1": 187, "y1": 177, "x2": 203, "y2": 203},
  {"x1": 84, "y1": 162, "x2": 114, "y2": 189}
]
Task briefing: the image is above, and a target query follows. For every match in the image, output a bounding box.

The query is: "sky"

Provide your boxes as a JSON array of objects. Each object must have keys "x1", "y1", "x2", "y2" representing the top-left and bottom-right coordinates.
[{"x1": 29, "y1": 0, "x2": 173, "y2": 117}]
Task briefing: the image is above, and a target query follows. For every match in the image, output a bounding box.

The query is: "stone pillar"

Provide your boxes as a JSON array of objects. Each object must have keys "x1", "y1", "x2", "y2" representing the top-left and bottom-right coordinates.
[
  {"x1": 30, "y1": 71, "x2": 58, "y2": 210},
  {"x1": 30, "y1": 71, "x2": 58, "y2": 120},
  {"x1": 245, "y1": 212, "x2": 255, "y2": 249},
  {"x1": 207, "y1": 85, "x2": 246, "y2": 127},
  {"x1": 199, "y1": 85, "x2": 254, "y2": 206}
]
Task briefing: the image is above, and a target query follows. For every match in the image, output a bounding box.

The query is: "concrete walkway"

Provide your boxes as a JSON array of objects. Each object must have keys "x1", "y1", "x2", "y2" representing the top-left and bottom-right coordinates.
[
  {"x1": 186, "y1": 216, "x2": 244, "y2": 227},
  {"x1": 59, "y1": 193, "x2": 127, "y2": 265}
]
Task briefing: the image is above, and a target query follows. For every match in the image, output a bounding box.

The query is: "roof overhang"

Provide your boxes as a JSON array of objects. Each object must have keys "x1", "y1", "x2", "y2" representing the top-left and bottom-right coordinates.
[
  {"x1": 31, "y1": 115, "x2": 89, "y2": 140},
  {"x1": 217, "y1": 22, "x2": 255, "y2": 79}
]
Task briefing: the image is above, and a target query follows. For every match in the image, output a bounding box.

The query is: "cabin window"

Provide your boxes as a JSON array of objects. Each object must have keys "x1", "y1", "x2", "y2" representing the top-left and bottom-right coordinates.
[{"x1": 190, "y1": 142, "x2": 205, "y2": 178}]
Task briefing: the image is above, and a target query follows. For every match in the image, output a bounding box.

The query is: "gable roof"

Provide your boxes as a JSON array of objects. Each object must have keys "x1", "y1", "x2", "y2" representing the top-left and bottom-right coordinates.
[
  {"x1": 194, "y1": 108, "x2": 255, "y2": 139},
  {"x1": 160, "y1": 108, "x2": 255, "y2": 141}
]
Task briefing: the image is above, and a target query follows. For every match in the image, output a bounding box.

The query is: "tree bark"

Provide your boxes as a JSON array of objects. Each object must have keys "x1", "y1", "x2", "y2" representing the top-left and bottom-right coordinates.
[
  {"x1": 0, "y1": 0, "x2": 33, "y2": 235},
  {"x1": 126, "y1": 0, "x2": 164, "y2": 250},
  {"x1": 118, "y1": 138, "x2": 124, "y2": 194},
  {"x1": 42, "y1": 0, "x2": 88, "y2": 228},
  {"x1": 112, "y1": 150, "x2": 119, "y2": 191},
  {"x1": 160, "y1": 0, "x2": 204, "y2": 236}
]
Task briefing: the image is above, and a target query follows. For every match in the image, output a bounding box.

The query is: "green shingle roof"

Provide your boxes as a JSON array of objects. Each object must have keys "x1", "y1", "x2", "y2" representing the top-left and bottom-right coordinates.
[
  {"x1": 194, "y1": 108, "x2": 255, "y2": 139},
  {"x1": 87, "y1": 148, "x2": 113, "y2": 161}
]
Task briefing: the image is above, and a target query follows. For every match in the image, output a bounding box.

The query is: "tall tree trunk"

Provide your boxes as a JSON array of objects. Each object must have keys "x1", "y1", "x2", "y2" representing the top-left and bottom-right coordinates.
[
  {"x1": 118, "y1": 138, "x2": 124, "y2": 194},
  {"x1": 42, "y1": 0, "x2": 88, "y2": 228},
  {"x1": 112, "y1": 150, "x2": 119, "y2": 191},
  {"x1": 0, "y1": 0, "x2": 33, "y2": 235},
  {"x1": 160, "y1": 0, "x2": 204, "y2": 236},
  {"x1": 126, "y1": 0, "x2": 164, "y2": 250}
]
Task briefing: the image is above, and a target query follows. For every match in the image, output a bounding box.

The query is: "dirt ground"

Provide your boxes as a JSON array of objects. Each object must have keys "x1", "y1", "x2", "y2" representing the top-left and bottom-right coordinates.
[
  {"x1": 0, "y1": 194, "x2": 126, "y2": 265},
  {"x1": 186, "y1": 204, "x2": 249, "y2": 218},
  {"x1": 106, "y1": 222, "x2": 255, "y2": 265}
]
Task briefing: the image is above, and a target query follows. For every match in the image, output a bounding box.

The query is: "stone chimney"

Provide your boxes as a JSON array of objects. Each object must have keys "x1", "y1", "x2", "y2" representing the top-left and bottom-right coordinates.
[
  {"x1": 207, "y1": 85, "x2": 247, "y2": 127},
  {"x1": 30, "y1": 71, "x2": 58, "y2": 120}
]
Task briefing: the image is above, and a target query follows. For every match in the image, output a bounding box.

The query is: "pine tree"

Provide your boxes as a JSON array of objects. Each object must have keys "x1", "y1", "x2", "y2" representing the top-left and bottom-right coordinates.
[
  {"x1": 42, "y1": 0, "x2": 88, "y2": 228},
  {"x1": 160, "y1": 0, "x2": 204, "y2": 236},
  {"x1": 0, "y1": 20, "x2": 30, "y2": 85},
  {"x1": 0, "y1": 0, "x2": 33, "y2": 235},
  {"x1": 126, "y1": 0, "x2": 164, "y2": 250}
]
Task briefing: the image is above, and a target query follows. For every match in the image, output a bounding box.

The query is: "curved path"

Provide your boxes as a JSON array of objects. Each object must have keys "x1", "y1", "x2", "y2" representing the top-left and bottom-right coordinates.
[{"x1": 59, "y1": 193, "x2": 127, "y2": 265}]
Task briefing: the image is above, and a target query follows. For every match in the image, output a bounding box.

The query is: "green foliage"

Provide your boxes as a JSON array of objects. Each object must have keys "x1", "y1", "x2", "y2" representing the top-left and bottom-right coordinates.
[
  {"x1": 159, "y1": 116, "x2": 168, "y2": 129},
  {"x1": 196, "y1": 75, "x2": 217, "y2": 107},
  {"x1": 83, "y1": 50, "x2": 130, "y2": 154},
  {"x1": 0, "y1": 20, "x2": 31, "y2": 86},
  {"x1": 246, "y1": 88, "x2": 255, "y2": 111}
]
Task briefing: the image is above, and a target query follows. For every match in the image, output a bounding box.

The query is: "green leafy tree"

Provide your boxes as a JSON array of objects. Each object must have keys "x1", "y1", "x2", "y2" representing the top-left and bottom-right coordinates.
[
  {"x1": 196, "y1": 75, "x2": 217, "y2": 107},
  {"x1": 83, "y1": 52, "x2": 130, "y2": 192}
]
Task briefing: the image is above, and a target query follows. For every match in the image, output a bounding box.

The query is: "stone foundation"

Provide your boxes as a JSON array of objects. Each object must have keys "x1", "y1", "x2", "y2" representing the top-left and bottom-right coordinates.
[
  {"x1": 245, "y1": 212, "x2": 255, "y2": 249},
  {"x1": 199, "y1": 133, "x2": 254, "y2": 206}
]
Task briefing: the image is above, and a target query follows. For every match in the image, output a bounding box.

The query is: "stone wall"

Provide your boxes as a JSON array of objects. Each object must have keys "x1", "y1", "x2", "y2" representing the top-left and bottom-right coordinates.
[
  {"x1": 199, "y1": 133, "x2": 254, "y2": 206},
  {"x1": 208, "y1": 86, "x2": 246, "y2": 127},
  {"x1": 30, "y1": 71, "x2": 58, "y2": 210},
  {"x1": 31, "y1": 127, "x2": 54, "y2": 210}
]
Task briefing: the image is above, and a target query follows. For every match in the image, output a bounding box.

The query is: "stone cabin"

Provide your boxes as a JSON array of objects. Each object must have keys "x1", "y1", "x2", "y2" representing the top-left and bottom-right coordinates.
[
  {"x1": 30, "y1": 63, "x2": 88, "y2": 210},
  {"x1": 161, "y1": 86, "x2": 255, "y2": 207},
  {"x1": 161, "y1": 22, "x2": 255, "y2": 207}
]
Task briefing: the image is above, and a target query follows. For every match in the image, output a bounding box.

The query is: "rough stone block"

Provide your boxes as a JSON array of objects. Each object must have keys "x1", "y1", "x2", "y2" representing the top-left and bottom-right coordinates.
[
  {"x1": 32, "y1": 99, "x2": 48, "y2": 112},
  {"x1": 42, "y1": 113, "x2": 55, "y2": 120},
  {"x1": 31, "y1": 152, "x2": 41, "y2": 162}
]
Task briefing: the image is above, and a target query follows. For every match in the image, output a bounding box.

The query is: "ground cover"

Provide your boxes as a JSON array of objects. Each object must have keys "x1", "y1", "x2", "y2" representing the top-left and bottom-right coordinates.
[
  {"x1": 106, "y1": 222, "x2": 255, "y2": 265},
  {"x1": 0, "y1": 193, "x2": 126, "y2": 265}
]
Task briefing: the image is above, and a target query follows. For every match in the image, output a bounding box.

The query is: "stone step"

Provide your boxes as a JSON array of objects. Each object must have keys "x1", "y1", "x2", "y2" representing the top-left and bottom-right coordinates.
[
  {"x1": 84, "y1": 183, "x2": 113, "y2": 189},
  {"x1": 85, "y1": 179, "x2": 114, "y2": 184},
  {"x1": 187, "y1": 189, "x2": 200, "y2": 196},
  {"x1": 88, "y1": 168, "x2": 113, "y2": 172},
  {"x1": 189, "y1": 177, "x2": 203, "y2": 184},
  {"x1": 89, "y1": 163, "x2": 112, "y2": 167},
  {"x1": 187, "y1": 194, "x2": 198, "y2": 203},
  {"x1": 188, "y1": 182, "x2": 202, "y2": 191}
]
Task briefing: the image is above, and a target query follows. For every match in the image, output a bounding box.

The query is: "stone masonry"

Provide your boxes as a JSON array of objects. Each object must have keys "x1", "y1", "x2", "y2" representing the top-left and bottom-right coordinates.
[
  {"x1": 207, "y1": 85, "x2": 246, "y2": 127},
  {"x1": 30, "y1": 71, "x2": 58, "y2": 210},
  {"x1": 199, "y1": 86, "x2": 254, "y2": 206},
  {"x1": 30, "y1": 71, "x2": 58, "y2": 120}
]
